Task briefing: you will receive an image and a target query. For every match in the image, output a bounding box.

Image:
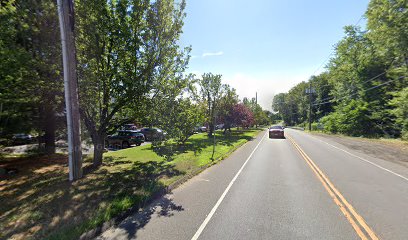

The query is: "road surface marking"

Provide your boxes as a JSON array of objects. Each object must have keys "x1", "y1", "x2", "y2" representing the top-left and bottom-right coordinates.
[
  {"x1": 287, "y1": 134, "x2": 379, "y2": 240},
  {"x1": 191, "y1": 131, "x2": 267, "y2": 240},
  {"x1": 306, "y1": 133, "x2": 408, "y2": 182}
]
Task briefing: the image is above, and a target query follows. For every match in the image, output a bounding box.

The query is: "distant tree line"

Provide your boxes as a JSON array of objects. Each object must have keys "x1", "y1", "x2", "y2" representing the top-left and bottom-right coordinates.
[{"x1": 272, "y1": 0, "x2": 407, "y2": 139}]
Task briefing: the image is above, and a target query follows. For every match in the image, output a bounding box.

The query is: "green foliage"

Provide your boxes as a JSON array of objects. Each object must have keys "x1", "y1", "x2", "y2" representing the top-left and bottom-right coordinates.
[
  {"x1": 242, "y1": 97, "x2": 267, "y2": 127},
  {"x1": 390, "y1": 88, "x2": 408, "y2": 140},
  {"x1": 321, "y1": 100, "x2": 372, "y2": 136},
  {"x1": 218, "y1": 85, "x2": 239, "y2": 130},
  {"x1": 198, "y1": 73, "x2": 224, "y2": 135},
  {"x1": 0, "y1": 0, "x2": 64, "y2": 153},
  {"x1": 366, "y1": 0, "x2": 408, "y2": 65},
  {"x1": 163, "y1": 98, "x2": 204, "y2": 144},
  {"x1": 272, "y1": 0, "x2": 407, "y2": 138},
  {"x1": 75, "y1": 0, "x2": 190, "y2": 165}
]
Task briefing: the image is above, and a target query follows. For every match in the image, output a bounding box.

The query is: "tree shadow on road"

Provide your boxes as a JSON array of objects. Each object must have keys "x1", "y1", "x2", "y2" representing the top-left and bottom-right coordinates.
[{"x1": 114, "y1": 194, "x2": 184, "y2": 239}]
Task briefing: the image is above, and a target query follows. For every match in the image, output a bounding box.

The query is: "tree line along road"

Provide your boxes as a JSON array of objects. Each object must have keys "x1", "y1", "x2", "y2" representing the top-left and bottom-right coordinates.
[{"x1": 96, "y1": 128, "x2": 408, "y2": 240}]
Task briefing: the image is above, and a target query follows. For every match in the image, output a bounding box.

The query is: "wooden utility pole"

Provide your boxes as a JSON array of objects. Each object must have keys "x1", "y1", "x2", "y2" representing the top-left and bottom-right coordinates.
[
  {"x1": 255, "y1": 92, "x2": 258, "y2": 128},
  {"x1": 57, "y1": 0, "x2": 83, "y2": 181},
  {"x1": 309, "y1": 84, "x2": 312, "y2": 131},
  {"x1": 306, "y1": 83, "x2": 315, "y2": 131}
]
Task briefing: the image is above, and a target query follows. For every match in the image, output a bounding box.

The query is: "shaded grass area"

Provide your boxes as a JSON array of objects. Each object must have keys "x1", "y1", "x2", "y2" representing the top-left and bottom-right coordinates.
[
  {"x1": 0, "y1": 128, "x2": 262, "y2": 240},
  {"x1": 107, "y1": 128, "x2": 261, "y2": 185}
]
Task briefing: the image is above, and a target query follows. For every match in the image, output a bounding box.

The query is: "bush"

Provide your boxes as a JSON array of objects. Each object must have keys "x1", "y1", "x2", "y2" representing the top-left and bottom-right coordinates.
[
  {"x1": 390, "y1": 88, "x2": 408, "y2": 140},
  {"x1": 311, "y1": 122, "x2": 323, "y2": 131},
  {"x1": 321, "y1": 99, "x2": 372, "y2": 136}
]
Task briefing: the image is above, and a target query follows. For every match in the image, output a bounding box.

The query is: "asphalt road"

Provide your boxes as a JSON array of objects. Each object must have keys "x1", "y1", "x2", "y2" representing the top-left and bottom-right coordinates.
[{"x1": 96, "y1": 129, "x2": 408, "y2": 240}]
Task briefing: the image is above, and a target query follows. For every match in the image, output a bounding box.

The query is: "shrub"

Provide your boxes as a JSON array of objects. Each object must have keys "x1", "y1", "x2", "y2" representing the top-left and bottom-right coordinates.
[{"x1": 321, "y1": 99, "x2": 372, "y2": 136}]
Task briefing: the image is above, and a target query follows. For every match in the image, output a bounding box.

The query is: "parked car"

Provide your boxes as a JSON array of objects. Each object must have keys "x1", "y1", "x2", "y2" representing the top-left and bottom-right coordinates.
[
  {"x1": 139, "y1": 128, "x2": 166, "y2": 141},
  {"x1": 123, "y1": 124, "x2": 138, "y2": 130},
  {"x1": 106, "y1": 130, "x2": 145, "y2": 148},
  {"x1": 215, "y1": 124, "x2": 225, "y2": 130},
  {"x1": 193, "y1": 126, "x2": 207, "y2": 133},
  {"x1": 12, "y1": 133, "x2": 34, "y2": 145},
  {"x1": 269, "y1": 126, "x2": 285, "y2": 138}
]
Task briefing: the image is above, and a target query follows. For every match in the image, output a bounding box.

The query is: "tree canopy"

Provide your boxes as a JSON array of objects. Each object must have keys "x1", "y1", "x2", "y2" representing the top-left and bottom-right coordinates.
[{"x1": 272, "y1": 0, "x2": 407, "y2": 138}]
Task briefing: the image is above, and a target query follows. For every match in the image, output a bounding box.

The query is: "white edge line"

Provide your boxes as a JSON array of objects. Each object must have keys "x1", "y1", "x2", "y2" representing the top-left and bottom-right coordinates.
[
  {"x1": 191, "y1": 131, "x2": 267, "y2": 240},
  {"x1": 296, "y1": 131, "x2": 408, "y2": 182}
]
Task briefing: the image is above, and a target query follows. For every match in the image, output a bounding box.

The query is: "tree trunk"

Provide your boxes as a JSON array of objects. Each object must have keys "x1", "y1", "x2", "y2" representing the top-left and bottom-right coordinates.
[
  {"x1": 92, "y1": 132, "x2": 105, "y2": 167},
  {"x1": 44, "y1": 102, "x2": 56, "y2": 154},
  {"x1": 208, "y1": 122, "x2": 214, "y2": 136}
]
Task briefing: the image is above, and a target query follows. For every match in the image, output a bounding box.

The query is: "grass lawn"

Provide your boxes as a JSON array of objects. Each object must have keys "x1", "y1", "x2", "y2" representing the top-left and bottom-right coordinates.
[{"x1": 0, "y1": 128, "x2": 263, "y2": 240}]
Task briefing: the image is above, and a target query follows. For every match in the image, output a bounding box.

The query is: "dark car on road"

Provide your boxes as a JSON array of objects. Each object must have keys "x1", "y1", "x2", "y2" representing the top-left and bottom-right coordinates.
[
  {"x1": 269, "y1": 126, "x2": 285, "y2": 138},
  {"x1": 139, "y1": 128, "x2": 166, "y2": 141},
  {"x1": 106, "y1": 130, "x2": 145, "y2": 148}
]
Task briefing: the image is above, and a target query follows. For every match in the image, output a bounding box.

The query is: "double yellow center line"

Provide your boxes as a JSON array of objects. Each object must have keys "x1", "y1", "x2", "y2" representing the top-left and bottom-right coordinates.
[{"x1": 287, "y1": 134, "x2": 379, "y2": 240}]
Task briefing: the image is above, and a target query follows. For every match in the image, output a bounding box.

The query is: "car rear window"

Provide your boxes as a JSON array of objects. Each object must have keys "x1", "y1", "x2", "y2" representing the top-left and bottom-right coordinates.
[{"x1": 270, "y1": 126, "x2": 283, "y2": 129}]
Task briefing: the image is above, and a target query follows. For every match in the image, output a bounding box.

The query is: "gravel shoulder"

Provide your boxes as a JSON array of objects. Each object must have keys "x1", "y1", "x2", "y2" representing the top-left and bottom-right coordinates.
[{"x1": 309, "y1": 132, "x2": 408, "y2": 168}]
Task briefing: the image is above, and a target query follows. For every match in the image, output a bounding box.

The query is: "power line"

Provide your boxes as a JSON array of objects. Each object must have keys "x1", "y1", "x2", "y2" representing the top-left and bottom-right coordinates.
[
  {"x1": 309, "y1": 15, "x2": 365, "y2": 77},
  {"x1": 313, "y1": 57, "x2": 397, "y2": 104},
  {"x1": 313, "y1": 76, "x2": 405, "y2": 106},
  {"x1": 313, "y1": 71, "x2": 387, "y2": 104}
]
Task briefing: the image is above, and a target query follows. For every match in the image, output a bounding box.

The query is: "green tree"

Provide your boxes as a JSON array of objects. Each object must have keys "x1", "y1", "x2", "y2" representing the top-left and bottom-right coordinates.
[
  {"x1": 321, "y1": 99, "x2": 372, "y2": 136},
  {"x1": 390, "y1": 87, "x2": 408, "y2": 139},
  {"x1": 272, "y1": 93, "x2": 292, "y2": 125},
  {"x1": 0, "y1": 0, "x2": 63, "y2": 153},
  {"x1": 75, "y1": 0, "x2": 189, "y2": 166},
  {"x1": 309, "y1": 73, "x2": 334, "y2": 120},
  {"x1": 164, "y1": 98, "x2": 204, "y2": 144},
  {"x1": 366, "y1": 0, "x2": 408, "y2": 68},
  {"x1": 218, "y1": 85, "x2": 239, "y2": 133},
  {"x1": 198, "y1": 73, "x2": 224, "y2": 136}
]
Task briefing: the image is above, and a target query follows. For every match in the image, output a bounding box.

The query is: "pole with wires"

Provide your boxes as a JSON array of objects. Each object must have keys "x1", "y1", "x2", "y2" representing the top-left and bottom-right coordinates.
[
  {"x1": 57, "y1": 0, "x2": 83, "y2": 181},
  {"x1": 306, "y1": 83, "x2": 315, "y2": 131},
  {"x1": 309, "y1": 83, "x2": 312, "y2": 131}
]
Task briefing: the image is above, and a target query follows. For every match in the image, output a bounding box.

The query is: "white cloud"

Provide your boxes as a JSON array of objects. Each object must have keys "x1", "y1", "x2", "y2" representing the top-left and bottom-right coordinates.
[
  {"x1": 185, "y1": 70, "x2": 309, "y2": 111},
  {"x1": 223, "y1": 72, "x2": 308, "y2": 111},
  {"x1": 202, "y1": 51, "x2": 224, "y2": 57}
]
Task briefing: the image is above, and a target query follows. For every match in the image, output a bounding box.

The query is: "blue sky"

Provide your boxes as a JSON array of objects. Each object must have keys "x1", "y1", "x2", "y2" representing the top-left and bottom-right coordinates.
[{"x1": 179, "y1": 0, "x2": 369, "y2": 110}]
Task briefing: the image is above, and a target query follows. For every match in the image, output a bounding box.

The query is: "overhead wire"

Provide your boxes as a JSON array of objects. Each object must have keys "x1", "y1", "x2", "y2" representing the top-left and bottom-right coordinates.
[
  {"x1": 313, "y1": 76, "x2": 405, "y2": 106},
  {"x1": 313, "y1": 71, "x2": 387, "y2": 104},
  {"x1": 309, "y1": 15, "x2": 365, "y2": 77}
]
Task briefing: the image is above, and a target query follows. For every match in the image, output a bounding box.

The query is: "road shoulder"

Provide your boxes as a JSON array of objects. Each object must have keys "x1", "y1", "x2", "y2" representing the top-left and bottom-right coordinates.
[{"x1": 308, "y1": 132, "x2": 408, "y2": 168}]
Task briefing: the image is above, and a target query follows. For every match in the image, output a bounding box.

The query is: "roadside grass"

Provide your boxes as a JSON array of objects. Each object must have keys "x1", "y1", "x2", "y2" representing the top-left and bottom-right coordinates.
[{"x1": 0, "y1": 128, "x2": 263, "y2": 240}]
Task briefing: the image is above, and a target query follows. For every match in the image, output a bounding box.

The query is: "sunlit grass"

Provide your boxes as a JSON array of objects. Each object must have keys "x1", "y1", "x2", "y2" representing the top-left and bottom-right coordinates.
[{"x1": 1, "y1": 128, "x2": 263, "y2": 240}]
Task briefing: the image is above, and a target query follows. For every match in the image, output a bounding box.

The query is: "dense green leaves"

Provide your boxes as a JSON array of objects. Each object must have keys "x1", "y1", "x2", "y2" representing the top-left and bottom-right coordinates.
[
  {"x1": 75, "y1": 0, "x2": 189, "y2": 165},
  {"x1": 0, "y1": 0, "x2": 64, "y2": 152},
  {"x1": 163, "y1": 98, "x2": 204, "y2": 144},
  {"x1": 272, "y1": 0, "x2": 407, "y2": 138},
  {"x1": 390, "y1": 88, "x2": 408, "y2": 139},
  {"x1": 321, "y1": 99, "x2": 372, "y2": 136},
  {"x1": 198, "y1": 73, "x2": 224, "y2": 136}
]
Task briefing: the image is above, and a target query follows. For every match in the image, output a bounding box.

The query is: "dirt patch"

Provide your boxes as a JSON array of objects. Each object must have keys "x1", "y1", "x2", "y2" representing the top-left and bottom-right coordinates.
[{"x1": 311, "y1": 132, "x2": 408, "y2": 168}]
